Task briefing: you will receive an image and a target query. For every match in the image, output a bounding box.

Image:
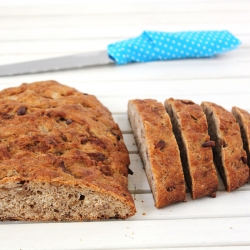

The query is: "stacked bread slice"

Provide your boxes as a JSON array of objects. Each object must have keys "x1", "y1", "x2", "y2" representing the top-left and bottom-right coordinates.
[
  {"x1": 202, "y1": 102, "x2": 249, "y2": 192},
  {"x1": 128, "y1": 100, "x2": 186, "y2": 208},
  {"x1": 128, "y1": 99, "x2": 249, "y2": 208},
  {"x1": 232, "y1": 106, "x2": 250, "y2": 168},
  {"x1": 165, "y1": 98, "x2": 218, "y2": 199}
]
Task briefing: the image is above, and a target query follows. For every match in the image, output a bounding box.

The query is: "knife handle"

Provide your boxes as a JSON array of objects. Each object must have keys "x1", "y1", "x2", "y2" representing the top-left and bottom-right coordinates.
[{"x1": 107, "y1": 30, "x2": 241, "y2": 65}]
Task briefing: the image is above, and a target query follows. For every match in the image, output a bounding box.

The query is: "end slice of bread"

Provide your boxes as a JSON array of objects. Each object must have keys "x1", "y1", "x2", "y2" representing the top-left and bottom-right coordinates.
[
  {"x1": 128, "y1": 99, "x2": 186, "y2": 208},
  {"x1": 202, "y1": 102, "x2": 249, "y2": 192},
  {"x1": 165, "y1": 98, "x2": 218, "y2": 199}
]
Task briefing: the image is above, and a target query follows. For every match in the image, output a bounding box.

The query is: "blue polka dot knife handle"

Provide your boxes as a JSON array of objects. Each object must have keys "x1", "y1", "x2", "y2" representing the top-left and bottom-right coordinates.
[{"x1": 107, "y1": 30, "x2": 241, "y2": 65}]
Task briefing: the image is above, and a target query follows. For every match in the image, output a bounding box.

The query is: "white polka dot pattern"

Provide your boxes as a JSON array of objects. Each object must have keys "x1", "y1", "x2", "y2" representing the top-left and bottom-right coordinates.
[{"x1": 107, "y1": 30, "x2": 241, "y2": 65}]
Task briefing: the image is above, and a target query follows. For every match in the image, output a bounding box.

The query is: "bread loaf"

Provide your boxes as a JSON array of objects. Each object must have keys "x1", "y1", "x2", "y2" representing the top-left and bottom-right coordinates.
[
  {"x1": 0, "y1": 81, "x2": 136, "y2": 221},
  {"x1": 165, "y1": 98, "x2": 218, "y2": 199},
  {"x1": 128, "y1": 99, "x2": 186, "y2": 208},
  {"x1": 202, "y1": 102, "x2": 249, "y2": 192},
  {"x1": 232, "y1": 106, "x2": 250, "y2": 168}
]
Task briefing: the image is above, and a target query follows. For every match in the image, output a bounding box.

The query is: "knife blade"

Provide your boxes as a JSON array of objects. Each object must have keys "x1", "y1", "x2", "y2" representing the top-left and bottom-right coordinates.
[
  {"x1": 0, "y1": 30, "x2": 241, "y2": 77},
  {"x1": 0, "y1": 50, "x2": 114, "y2": 77}
]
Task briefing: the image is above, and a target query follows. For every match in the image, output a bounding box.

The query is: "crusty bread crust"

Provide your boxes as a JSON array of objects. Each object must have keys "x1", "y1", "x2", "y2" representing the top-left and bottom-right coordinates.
[
  {"x1": 202, "y1": 102, "x2": 249, "y2": 192},
  {"x1": 0, "y1": 81, "x2": 136, "y2": 221},
  {"x1": 232, "y1": 106, "x2": 250, "y2": 168},
  {"x1": 165, "y1": 98, "x2": 218, "y2": 199},
  {"x1": 128, "y1": 99, "x2": 186, "y2": 208}
]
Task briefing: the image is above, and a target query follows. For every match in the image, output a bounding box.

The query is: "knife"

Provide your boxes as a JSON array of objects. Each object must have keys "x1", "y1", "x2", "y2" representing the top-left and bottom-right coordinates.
[{"x1": 0, "y1": 30, "x2": 241, "y2": 77}]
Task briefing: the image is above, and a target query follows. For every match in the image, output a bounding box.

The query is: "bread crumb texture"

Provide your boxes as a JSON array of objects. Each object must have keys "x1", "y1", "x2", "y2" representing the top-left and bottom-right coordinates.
[{"x1": 0, "y1": 80, "x2": 136, "y2": 221}]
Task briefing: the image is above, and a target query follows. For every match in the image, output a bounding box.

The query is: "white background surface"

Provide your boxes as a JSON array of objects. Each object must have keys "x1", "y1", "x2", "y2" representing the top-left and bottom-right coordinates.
[{"x1": 0, "y1": 0, "x2": 250, "y2": 249}]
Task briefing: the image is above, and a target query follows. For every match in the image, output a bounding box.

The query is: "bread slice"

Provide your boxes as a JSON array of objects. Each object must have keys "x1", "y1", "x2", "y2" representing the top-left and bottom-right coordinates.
[
  {"x1": 128, "y1": 99, "x2": 186, "y2": 208},
  {"x1": 201, "y1": 102, "x2": 249, "y2": 192},
  {"x1": 232, "y1": 106, "x2": 250, "y2": 168},
  {"x1": 165, "y1": 98, "x2": 218, "y2": 199},
  {"x1": 0, "y1": 81, "x2": 136, "y2": 221}
]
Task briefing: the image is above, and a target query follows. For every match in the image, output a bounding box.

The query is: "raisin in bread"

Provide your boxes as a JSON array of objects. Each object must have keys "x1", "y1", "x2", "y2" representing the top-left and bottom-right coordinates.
[
  {"x1": 202, "y1": 102, "x2": 249, "y2": 192},
  {"x1": 0, "y1": 80, "x2": 136, "y2": 221},
  {"x1": 128, "y1": 99, "x2": 186, "y2": 208},
  {"x1": 165, "y1": 98, "x2": 218, "y2": 199}
]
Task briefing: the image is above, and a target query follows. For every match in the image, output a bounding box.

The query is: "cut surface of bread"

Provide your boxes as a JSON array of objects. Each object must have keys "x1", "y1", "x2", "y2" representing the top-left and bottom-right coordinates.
[
  {"x1": 232, "y1": 106, "x2": 250, "y2": 168},
  {"x1": 202, "y1": 102, "x2": 249, "y2": 192},
  {"x1": 165, "y1": 98, "x2": 218, "y2": 199},
  {"x1": 128, "y1": 99, "x2": 186, "y2": 208},
  {"x1": 0, "y1": 81, "x2": 136, "y2": 221}
]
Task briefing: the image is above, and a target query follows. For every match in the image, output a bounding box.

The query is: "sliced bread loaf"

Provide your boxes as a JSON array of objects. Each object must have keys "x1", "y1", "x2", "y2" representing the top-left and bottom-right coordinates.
[
  {"x1": 128, "y1": 99, "x2": 186, "y2": 208},
  {"x1": 165, "y1": 98, "x2": 218, "y2": 199},
  {"x1": 202, "y1": 102, "x2": 249, "y2": 192}
]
